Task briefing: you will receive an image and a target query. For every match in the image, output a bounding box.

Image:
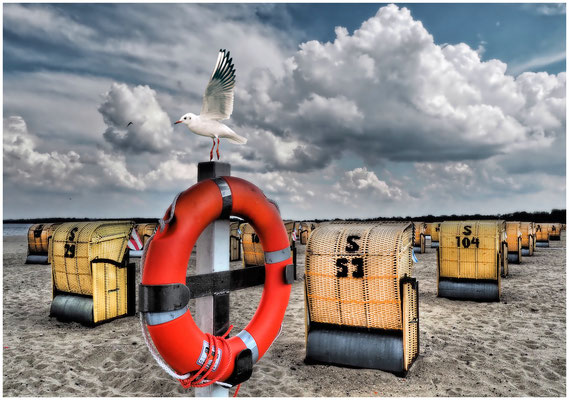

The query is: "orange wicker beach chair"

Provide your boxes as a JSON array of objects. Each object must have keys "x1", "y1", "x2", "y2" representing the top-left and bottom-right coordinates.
[{"x1": 304, "y1": 222, "x2": 419, "y2": 375}]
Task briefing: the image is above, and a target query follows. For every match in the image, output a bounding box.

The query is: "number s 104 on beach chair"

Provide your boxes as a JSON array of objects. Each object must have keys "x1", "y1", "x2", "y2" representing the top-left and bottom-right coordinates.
[{"x1": 437, "y1": 221, "x2": 507, "y2": 302}]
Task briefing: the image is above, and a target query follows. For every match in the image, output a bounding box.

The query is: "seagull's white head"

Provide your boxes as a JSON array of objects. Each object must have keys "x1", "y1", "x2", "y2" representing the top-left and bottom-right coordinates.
[{"x1": 174, "y1": 112, "x2": 197, "y2": 128}]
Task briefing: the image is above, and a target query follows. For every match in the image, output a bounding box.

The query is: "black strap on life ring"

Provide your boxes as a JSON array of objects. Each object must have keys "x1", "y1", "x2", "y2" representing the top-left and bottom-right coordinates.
[
  {"x1": 138, "y1": 283, "x2": 190, "y2": 313},
  {"x1": 212, "y1": 177, "x2": 232, "y2": 219}
]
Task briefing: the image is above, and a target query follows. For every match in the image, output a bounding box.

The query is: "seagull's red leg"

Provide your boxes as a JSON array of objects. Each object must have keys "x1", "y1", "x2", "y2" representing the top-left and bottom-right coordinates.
[
  {"x1": 210, "y1": 138, "x2": 215, "y2": 161},
  {"x1": 216, "y1": 138, "x2": 220, "y2": 160}
]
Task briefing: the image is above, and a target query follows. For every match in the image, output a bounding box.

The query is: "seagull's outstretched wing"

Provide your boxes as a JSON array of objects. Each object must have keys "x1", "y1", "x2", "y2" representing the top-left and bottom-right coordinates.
[{"x1": 200, "y1": 49, "x2": 236, "y2": 120}]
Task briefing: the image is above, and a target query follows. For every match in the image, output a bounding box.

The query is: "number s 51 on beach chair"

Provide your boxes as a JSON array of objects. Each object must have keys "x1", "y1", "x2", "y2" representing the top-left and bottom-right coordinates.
[{"x1": 304, "y1": 222, "x2": 419, "y2": 376}]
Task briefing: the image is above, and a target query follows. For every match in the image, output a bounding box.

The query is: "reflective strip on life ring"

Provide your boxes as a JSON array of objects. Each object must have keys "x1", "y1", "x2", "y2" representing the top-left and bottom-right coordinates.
[{"x1": 141, "y1": 176, "x2": 292, "y2": 383}]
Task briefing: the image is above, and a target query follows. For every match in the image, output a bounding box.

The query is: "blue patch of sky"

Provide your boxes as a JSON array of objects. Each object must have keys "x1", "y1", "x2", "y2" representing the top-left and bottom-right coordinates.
[{"x1": 281, "y1": 3, "x2": 565, "y2": 75}]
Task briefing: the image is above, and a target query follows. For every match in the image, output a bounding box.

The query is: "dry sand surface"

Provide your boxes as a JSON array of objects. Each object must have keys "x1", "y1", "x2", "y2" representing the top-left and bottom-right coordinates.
[{"x1": 3, "y1": 233, "x2": 566, "y2": 397}]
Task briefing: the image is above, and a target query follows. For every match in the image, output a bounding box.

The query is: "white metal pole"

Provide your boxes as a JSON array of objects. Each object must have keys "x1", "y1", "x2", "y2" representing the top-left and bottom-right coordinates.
[{"x1": 195, "y1": 162, "x2": 230, "y2": 397}]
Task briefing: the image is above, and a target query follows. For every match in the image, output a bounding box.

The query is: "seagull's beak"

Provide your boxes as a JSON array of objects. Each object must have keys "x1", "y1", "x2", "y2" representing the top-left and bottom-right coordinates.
[{"x1": 174, "y1": 120, "x2": 182, "y2": 125}]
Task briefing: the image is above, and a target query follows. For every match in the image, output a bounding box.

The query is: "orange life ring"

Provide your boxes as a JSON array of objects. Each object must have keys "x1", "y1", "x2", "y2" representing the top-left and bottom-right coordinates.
[{"x1": 140, "y1": 176, "x2": 292, "y2": 385}]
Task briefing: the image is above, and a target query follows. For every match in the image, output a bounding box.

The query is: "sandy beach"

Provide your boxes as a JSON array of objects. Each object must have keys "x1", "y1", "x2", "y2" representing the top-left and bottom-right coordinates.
[{"x1": 3, "y1": 232, "x2": 566, "y2": 397}]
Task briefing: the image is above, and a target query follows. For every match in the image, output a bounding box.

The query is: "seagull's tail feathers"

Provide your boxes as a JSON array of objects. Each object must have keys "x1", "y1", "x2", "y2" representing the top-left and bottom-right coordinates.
[{"x1": 227, "y1": 133, "x2": 248, "y2": 145}]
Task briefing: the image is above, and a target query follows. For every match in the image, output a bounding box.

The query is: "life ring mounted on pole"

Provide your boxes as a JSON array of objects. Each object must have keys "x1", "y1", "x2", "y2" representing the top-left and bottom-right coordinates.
[{"x1": 138, "y1": 176, "x2": 293, "y2": 388}]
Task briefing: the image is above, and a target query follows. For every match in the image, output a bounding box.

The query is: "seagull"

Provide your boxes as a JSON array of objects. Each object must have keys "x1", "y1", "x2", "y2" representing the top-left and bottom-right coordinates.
[
  {"x1": 126, "y1": 121, "x2": 133, "y2": 127},
  {"x1": 175, "y1": 49, "x2": 247, "y2": 161}
]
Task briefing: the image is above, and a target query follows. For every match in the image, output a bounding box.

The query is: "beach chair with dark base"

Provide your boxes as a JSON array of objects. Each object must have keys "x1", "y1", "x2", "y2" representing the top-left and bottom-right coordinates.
[
  {"x1": 426, "y1": 222, "x2": 441, "y2": 248},
  {"x1": 535, "y1": 224, "x2": 550, "y2": 247},
  {"x1": 25, "y1": 223, "x2": 60, "y2": 264},
  {"x1": 437, "y1": 221, "x2": 505, "y2": 302},
  {"x1": 520, "y1": 222, "x2": 535, "y2": 256},
  {"x1": 506, "y1": 221, "x2": 523, "y2": 264},
  {"x1": 304, "y1": 222, "x2": 419, "y2": 376},
  {"x1": 413, "y1": 221, "x2": 426, "y2": 253},
  {"x1": 549, "y1": 223, "x2": 562, "y2": 241},
  {"x1": 49, "y1": 221, "x2": 136, "y2": 326}
]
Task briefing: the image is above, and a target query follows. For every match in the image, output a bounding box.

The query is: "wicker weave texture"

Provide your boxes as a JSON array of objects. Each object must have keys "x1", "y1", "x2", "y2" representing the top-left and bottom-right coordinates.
[
  {"x1": 135, "y1": 223, "x2": 158, "y2": 247},
  {"x1": 305, "y1": 222, "x2": 413, "y2": 331},
  {"x1": 50, "y1": 221, "x2": 133, "y2": 323},
  {"x1": 403, "y1": 281, "x2": 419, "y2": 370},
  {"x1": 506, "y1": 222, "x2": 522, "y2": 251},
  {"x1": 27, "y1": 223, "x2": 60, "y2": 254},
  {"x1": 439, "y1": 221, "x2": 501, "y2": 280}
]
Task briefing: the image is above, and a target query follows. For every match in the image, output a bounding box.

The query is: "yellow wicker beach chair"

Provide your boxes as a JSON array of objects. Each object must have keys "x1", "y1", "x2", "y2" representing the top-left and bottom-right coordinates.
[
  {"x1": 437, "y1": 221, "x2": 505, "y2": 301},
  {"x1": 535, "y1": 223, "x2": 550, "y2": 247},
  {"x1": 299, "y1": 222, "x2": 317, "y2": 245},
  {"x1": 26, "y1": 223, "x2": 61, "y2": 264},
  {"x1": 304, "y1": 222, "x2": 418, "y2": 375},
  {"x1": 506, "y1": 222, "x2": 523, "y2": 264},
  {"x1": 549, "y1": 223, "x2": 562, "y2": 241},
  {"x1": 520, "y1": 222, "x2": 535, "y2": 256},
  {"x1": 49, "y1": 221, "x2": 136, "y2": 325},
  {"x1": 425, "y1": 222, "x2": 441, "y2": 248},
  {"x1": 241, "y1": 222, "x2": 295, "y2": 267}
]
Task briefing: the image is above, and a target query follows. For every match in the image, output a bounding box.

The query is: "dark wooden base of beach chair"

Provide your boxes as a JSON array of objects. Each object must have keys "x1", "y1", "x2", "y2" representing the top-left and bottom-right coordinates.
[{"x1": 438, "y1": 279, "x2": 499, "y2": 302}]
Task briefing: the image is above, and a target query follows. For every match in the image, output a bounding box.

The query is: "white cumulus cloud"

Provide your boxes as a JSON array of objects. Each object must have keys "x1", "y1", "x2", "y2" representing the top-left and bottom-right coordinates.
[{"x1": 98, "y1": 83, "x2": 174, "y2": 154}]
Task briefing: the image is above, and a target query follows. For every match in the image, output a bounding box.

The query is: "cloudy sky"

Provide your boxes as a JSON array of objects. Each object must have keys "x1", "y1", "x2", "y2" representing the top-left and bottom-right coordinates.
[{"x1": 3, "y1": 3, "x2": 566, "y2": 220}]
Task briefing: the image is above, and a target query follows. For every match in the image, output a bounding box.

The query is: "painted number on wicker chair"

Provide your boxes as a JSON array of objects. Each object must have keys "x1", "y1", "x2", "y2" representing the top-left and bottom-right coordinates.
[
  {"x1": 345, "y1": 235, "x2": 361, "y2": 252},
  {"x1": 34, "y1": 225, "x2": 43, "y2": 238},
  {"x1": 335, "y1": 257, "x2": 364, "y2": 278},
  {"x1": 64, "y1": 227, "x2": 79, "y2": 258},
  {"x1": 456, "y1": 237, "x2": 480, "y2": 248}
]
